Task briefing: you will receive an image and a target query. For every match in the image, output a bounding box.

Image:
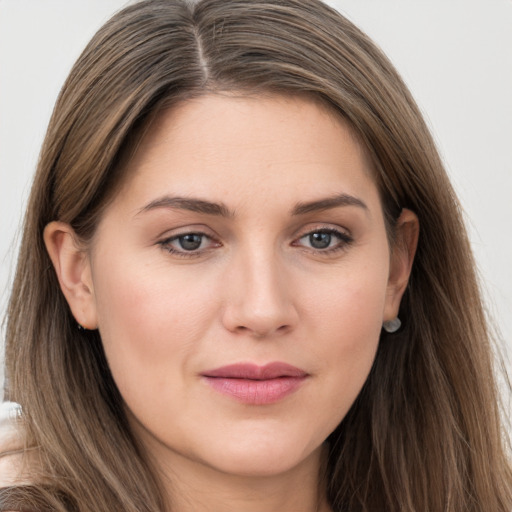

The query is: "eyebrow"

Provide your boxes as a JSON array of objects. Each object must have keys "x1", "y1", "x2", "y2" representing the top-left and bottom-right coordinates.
[
  {"x1": 292, "y1": 193, "x2": 368, "y2": 215},
  {"x1": 136, "y1": 196, "x2": 233, "y2": 217},
  {"x1": 136, "y1": 192, "x2": 368, "y2": 218}
]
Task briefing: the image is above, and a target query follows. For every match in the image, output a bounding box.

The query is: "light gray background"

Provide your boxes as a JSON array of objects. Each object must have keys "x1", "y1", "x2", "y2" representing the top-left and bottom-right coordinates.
[{"x1": 1, "y1": 1, "x2": 511, "y2": 397}]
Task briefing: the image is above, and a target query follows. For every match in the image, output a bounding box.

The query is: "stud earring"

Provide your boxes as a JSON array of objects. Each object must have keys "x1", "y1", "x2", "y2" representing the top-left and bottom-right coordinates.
[{"x1": 383, "y1": 317, "x2": 401, "y2": 333}]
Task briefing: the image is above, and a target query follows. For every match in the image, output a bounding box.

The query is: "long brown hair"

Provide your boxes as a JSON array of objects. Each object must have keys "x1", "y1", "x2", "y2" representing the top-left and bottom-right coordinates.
[{"x1": 3, "y1": 0, "x2": 511, "y2": 510}]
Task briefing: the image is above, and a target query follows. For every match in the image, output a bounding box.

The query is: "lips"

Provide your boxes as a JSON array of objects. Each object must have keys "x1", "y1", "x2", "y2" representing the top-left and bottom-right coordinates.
[{"x1": 201, "y1": 362, "x2": 308, "y2": 405}]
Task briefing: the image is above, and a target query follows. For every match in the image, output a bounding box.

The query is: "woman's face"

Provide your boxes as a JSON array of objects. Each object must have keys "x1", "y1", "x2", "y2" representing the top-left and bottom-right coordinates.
[{"x1": 57, "y1": 94, "x2": 413, "y2": 480}]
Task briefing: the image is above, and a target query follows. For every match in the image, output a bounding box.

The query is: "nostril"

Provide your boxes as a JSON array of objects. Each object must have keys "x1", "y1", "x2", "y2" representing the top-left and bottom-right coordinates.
[
  {"x1": 230, "y1": 323, "x2": 290, "y2": 338},
  {"x1": 220, "y1": 280, "x2": 299, "y2": 337}
]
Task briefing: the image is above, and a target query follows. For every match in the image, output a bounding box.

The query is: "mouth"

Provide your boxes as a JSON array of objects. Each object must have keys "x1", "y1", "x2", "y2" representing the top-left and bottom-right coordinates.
[{"x1": 201, "y1": 362, "x2": 309, "y2": 405}]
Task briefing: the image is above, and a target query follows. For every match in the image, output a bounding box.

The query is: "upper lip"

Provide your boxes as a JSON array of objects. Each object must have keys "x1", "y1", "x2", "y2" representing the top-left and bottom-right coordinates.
[{"x1": 201, "y1": 362, "x2": 308, "y2": 380}]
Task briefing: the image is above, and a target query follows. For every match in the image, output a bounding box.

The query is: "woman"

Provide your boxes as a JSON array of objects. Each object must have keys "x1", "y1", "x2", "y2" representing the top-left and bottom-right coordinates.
[{"x1": 1, "y1": 0, "x2": 511, "y2": 510}]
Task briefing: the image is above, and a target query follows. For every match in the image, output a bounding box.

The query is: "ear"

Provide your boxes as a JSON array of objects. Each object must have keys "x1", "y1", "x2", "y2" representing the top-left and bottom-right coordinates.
[
  {"x1": 383, "y1": 208, "x2": 419, "y2": 322},
  {"x1": 43, "y1": 221, "x2": 98, "y2": 329}
]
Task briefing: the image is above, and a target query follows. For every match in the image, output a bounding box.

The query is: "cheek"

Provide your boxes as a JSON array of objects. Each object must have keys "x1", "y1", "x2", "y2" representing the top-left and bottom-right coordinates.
[
  {"x1": 306, "y1": 255, "x2": 388, "y2": 344},
  {"x1": 90, "y1": 254, "x2": 217, "y2": 389},
  {"x1": 303, "y1": 258, "x2": 388, "y2": 415}
]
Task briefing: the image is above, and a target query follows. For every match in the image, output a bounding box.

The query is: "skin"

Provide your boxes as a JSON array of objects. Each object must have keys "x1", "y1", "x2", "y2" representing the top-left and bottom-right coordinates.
[{"x1": 45, "y1": 94, "x2": 418, "y2": 512}]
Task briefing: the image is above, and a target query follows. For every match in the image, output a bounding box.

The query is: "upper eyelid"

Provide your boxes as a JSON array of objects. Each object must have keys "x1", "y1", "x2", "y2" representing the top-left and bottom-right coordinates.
[
  {"x1": 155, "y1": 223, "x2": 352, "y2": 244},
  {"x1": 293, "y1": 223, "x2": 352, "y2": 239},
  {"x1": 161, "y1": 232, "x2": 218, "y2": 247},
  {"x1": 156, "y1": 224, "x2": 218, "y2": 241},
  {"x1": 295, "y1": 229, "x2": 352, "y2": 243}
]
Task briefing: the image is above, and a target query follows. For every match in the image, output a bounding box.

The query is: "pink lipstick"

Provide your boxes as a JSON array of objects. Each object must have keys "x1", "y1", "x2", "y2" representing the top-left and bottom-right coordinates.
[{"x1": 201, "y1": 362, "x2": 308, "y2": 405}]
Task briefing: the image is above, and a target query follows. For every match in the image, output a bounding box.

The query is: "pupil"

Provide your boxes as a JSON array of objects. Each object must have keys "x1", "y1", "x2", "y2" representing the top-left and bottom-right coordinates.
[
  {"x1": 179, "y1": 234, "x2": 202, "y2": 250},
  {"x1": 310, "y1": 232, "x2": 331, "y2": 249}
]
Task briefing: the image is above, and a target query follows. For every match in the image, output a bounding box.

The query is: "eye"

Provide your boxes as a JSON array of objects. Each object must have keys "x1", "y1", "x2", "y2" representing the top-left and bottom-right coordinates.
[
  {"x1": 294, "y1": 228, "x2": 352, "y2": 253},
  {"x1": 307, "y1": 232, "x2": 334, "y2": 249},
  {"x1": 175, "y1": 233, "x2": 204, "y2": 251},
  {"x1": 159, "y1": 232, "x2": 219, "y2": 256}
]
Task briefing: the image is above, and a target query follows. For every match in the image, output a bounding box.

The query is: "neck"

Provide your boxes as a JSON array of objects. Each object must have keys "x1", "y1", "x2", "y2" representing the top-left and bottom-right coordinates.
[{"x1": 153, "y1": 445, "x2": 331, "y2": 512}]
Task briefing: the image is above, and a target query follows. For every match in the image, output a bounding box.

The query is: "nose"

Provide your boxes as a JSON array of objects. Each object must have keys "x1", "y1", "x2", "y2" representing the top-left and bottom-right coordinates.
[{"x1": 221, "y1": 246, "x2": 299, "y2": 338}]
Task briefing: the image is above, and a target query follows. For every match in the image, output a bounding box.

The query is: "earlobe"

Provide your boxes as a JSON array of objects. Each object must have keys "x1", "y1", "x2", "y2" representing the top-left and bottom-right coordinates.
[
  {"x1": 43, "y1": 221, "x2": 98, "y2": 329},
  {"x1": 383, "y1": 208, "x2": 419, "y2": 323}
]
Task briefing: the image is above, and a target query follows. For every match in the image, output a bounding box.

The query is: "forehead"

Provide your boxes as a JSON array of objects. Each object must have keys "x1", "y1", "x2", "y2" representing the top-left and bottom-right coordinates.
[{"x1": 111, "y1": 93, "x2": 379, "y2": 213}]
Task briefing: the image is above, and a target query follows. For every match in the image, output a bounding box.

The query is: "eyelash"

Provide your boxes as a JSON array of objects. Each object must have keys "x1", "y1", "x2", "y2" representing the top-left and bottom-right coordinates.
[
  {"x1": 158, "y1": 232, "x2": 220, "y2": 258},
  {"x1": 158, "y1": 227, "x2": 353, "y2": 258},
  {"x1": 292, "y1": 228, "x2": 353, "y2": 255}
]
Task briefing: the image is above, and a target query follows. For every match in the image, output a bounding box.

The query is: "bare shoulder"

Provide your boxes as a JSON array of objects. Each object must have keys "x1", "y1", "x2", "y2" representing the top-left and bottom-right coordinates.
[{"x1": 0, "y1": 402, "x2": 28, "y2": 487}]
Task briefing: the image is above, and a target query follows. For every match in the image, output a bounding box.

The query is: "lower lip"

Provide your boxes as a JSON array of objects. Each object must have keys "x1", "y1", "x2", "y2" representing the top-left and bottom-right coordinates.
[{"x1": 203, "y1": 376, "x2": 306, "y2": 405}]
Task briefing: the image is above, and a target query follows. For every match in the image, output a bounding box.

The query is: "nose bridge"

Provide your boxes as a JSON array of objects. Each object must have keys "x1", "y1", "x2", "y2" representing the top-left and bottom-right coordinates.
[{"x1": 222, "y1": 238, "x2": 297, "y2": 337}]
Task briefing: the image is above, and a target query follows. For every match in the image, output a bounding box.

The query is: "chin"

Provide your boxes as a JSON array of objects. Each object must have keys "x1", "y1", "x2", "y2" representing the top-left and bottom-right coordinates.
[{"x1": 198, "y1": 433, "x2": 325, "y2": 478}]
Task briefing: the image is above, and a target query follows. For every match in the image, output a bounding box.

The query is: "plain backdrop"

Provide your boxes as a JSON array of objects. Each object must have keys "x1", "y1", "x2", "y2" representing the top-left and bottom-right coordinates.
[{"x1": 1, "y1": 0, "x2": 511, "y2": 398}]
